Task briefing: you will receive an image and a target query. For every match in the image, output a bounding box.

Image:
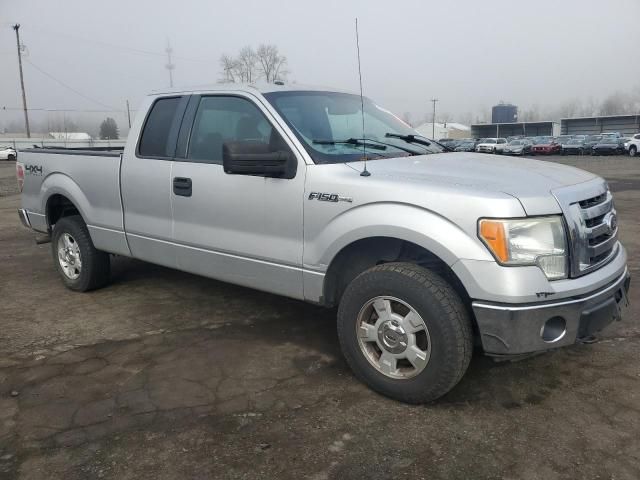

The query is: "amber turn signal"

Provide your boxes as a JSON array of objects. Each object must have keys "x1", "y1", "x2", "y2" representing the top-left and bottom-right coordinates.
[{"x1": 479, "y1": 220, "x2": 509, "y2": 262}]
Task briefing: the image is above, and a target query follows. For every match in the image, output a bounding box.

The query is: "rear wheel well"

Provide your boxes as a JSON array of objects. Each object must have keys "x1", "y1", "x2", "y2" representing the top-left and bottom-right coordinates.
[
  {"x1": 323, "y1": 237, "x2": 471, "y2": 309},
  {"x1": 46, "y1": 194, "x2": 80, "y2": 230}
]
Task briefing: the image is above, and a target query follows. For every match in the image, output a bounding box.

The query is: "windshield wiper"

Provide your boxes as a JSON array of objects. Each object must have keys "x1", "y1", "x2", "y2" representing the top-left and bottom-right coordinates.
[
  {"x1": 356, "y1": 137, "x2": 424, "y2": 156},
  {"x1": 384, "y1": 133, "x2": 432, "y2": 147},
  {"x1": 312, "y1": 138, "x2": 387, "y2": 151},
  {"x1": 386, "y1": 133, "x2": 454, "y2": 152}
]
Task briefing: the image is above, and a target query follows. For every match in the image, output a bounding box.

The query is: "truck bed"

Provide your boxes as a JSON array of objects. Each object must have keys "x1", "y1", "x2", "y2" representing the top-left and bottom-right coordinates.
[{"x1": 19, "y1": 147, "x2": 128, "y2": 255}]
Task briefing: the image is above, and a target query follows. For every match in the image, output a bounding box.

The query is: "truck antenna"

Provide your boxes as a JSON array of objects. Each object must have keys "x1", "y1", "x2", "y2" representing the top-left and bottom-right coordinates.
[{"x1": 355, "y1": 18, "x2": 370, "y2": 177}]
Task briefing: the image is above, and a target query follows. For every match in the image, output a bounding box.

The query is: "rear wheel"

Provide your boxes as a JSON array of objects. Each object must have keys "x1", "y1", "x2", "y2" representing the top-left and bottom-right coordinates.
[
  {"x1": 630, "y1": 146, "x2": 637, "y2": 157},
  {"x1": 7, "y1": 154, "x2": 15, "y2": 161},
  {"x1": 337, "y1": 263, "x2": 473, "y2": 404},
  {"x1": 51, "y1": 215, "x2": 111, "y2": 292}
]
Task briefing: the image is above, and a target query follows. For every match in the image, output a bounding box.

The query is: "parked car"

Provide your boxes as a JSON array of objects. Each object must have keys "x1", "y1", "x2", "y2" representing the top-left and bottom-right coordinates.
[
  {"x1": 0, "y1": 145, "x2": 17, "y2": 161},
  {"x1": 592, "y1": 137, "x2": 626, "y2": 155},
  {"x1": 475, "y1": 138, "x2": 507, "y2": 153},
  {"x1": 624, "y1": 133, "x2": 640, "y2": 157},
  {"x1": 454, "y1": 140, "x2": 477, "y2": 152},
  {"x1": 531, "y1": 137, "x2": 561, "y2": 155},
  {"x1": 562, "y1": 138, "x2": 586, "y2": 155},
  {"x1": 437, "y1": 138, "x2": 458, "y2": 148},
  {"x1": 583, "y1": 135, "x2": 603, "y2": 153},
  {"x1": 554, "y1": 135, "x2": 573, "y2": 145},
  {"x1": 502, "y1": 139, "x2": 532, "y2": 156},
  {"x1": 16, "y1": 83, "x2": 630, "y2": 404}
]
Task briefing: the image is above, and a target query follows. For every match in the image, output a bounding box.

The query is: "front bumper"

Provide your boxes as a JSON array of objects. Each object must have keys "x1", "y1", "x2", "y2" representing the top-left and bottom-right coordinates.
[{"x1": 472, "y1": 268, "x2": 631, "y2": 356}]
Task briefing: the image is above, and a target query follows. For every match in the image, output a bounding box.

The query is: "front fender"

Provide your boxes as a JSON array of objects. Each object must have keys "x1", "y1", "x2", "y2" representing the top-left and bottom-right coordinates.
[{"x1": 304, "y1": 202, "x2": 495, "y2": 271}]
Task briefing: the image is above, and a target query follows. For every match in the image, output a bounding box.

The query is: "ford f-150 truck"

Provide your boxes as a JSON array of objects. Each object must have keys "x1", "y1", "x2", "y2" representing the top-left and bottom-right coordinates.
[{"x1": 17, "y1": 83, "x2": 631, "y2": 403}]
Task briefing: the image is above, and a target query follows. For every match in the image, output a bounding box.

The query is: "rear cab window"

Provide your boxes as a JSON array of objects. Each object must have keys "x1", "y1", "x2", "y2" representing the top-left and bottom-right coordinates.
[{"x1": 137, "y1": 96, "x2": 186, "y2": 158}]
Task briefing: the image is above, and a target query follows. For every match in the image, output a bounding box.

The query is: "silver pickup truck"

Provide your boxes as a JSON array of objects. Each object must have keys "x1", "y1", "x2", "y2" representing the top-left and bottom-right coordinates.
[{"x1": 17, "y1": 84, "x2": 630, "y2": 403}]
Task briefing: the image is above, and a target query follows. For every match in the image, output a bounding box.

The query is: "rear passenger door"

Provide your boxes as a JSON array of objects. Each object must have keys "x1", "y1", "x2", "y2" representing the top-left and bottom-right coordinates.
[
  {"x1": 121, "y1": 95, "x2": 188, "y2": 267},
  {"x1": 170, "y1": 93, "x2": 306, "y2": 299}
]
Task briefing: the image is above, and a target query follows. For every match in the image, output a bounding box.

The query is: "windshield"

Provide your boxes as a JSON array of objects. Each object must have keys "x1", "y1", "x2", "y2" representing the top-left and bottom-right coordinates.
[
  {"x1": 483, "y1": 139, "x2": 497, "y2": 144},
  {"x1": 568, "y1": 139, "x2": 582, "y2": 144},
  {"x1": 534, "y1": 137, "x2": 551, "y2": 144},
  {"x1": 263, "y1": 91, "x2": 444, "y2": 164},
  {"x1": 586, "y1": 135, "x2": 601, "y2": 142},
  {"x1": 601, "y1": 138, "x2": 617, "y2": 144},
  {"x1": 508, "y1": 140, "x2": 523, "y2": 145}
]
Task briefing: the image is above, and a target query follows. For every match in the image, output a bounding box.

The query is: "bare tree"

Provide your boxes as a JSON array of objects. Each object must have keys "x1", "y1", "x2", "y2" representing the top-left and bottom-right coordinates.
[
  {"x1": 219, "y1": 44, "x2": 290, "y2": 83},
  {"x1": 599, "y1": 92, "x2": 629, "y2": 116},
  {"x1": 256, "y1": 44, "x2": 288, "y2": 82},
  {"x1": 237, "y1": 46, "x2": 258, "y2": 83},
  {"x1": 556, "y1": 98, "x2": 581, "y2": 119},
  {"x1": 438, "y1": 112, "x2": 452, "y2": 124},
  {"x1": 219, "y1": 54, "x2": 239, "y2": 83}
]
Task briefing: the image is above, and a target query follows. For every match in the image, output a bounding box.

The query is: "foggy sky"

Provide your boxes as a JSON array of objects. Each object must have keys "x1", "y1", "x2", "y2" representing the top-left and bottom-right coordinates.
[{"x1": 1, "y1": 0, "x2": 639, "y2": 132}]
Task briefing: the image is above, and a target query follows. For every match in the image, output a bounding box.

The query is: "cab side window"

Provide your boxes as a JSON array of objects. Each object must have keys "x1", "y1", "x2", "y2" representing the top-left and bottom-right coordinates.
[
  {"x1": 138, "y1": 97, "x2": 182, "y2": 158},
  {"x1": 187, "y1": 96, "x2": 288, "y2": 164}
]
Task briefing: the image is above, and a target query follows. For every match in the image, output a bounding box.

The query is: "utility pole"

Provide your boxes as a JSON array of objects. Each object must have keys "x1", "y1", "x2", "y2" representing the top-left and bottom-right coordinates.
[
  {"x1": 165, "y1": 40, "x2": 175, "y2": 88},
  {"x1": 126, "y1": 100, "x2": 132, "y2": 129},
  {"x1": 13, "y1": 24, "x2": 31, "y2": 138},
  {"x1": 430, "y1": 98, "x2": 438, "y2": 139}
]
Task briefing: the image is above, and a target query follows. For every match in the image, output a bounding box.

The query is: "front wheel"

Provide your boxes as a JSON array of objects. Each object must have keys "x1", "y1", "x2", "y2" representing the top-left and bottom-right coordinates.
[
  {"x1": 51, "y1": 215, "x2": 111, "y2": 292},
  {"x1": 630, "y1": 146, "x2": 638, "y2": 157},
  {"x1": 337, "y1": 263, "x2": 473, "y2": 404}
]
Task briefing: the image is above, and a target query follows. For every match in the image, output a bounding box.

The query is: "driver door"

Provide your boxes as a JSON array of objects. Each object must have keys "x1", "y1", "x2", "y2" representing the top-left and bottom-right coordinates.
[{"x1": 170, "y1": 93, "x2": 306, "y2": 299}]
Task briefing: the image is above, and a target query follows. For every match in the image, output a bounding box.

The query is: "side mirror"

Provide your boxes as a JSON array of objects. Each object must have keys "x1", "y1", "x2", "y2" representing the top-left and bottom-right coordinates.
[{"x1": 223, "y1": 141, "x2": 295, "y2": 179}]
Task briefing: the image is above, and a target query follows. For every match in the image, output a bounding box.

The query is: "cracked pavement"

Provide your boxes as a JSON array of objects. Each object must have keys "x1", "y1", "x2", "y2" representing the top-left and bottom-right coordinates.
[{"x1": 0, "y1": 156, "x2": 639, "y2": 479}]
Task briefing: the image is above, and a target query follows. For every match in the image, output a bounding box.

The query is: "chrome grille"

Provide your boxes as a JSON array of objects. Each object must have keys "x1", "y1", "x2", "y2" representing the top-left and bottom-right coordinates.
[{"x1": 553, "y1": 180, "x2": 618, "y2": 277}]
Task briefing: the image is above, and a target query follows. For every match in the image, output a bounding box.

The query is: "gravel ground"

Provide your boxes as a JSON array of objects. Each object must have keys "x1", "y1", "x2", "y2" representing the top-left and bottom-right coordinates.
[{"x1": 0, "y1": 155, "x2": 638, "y2": 480}]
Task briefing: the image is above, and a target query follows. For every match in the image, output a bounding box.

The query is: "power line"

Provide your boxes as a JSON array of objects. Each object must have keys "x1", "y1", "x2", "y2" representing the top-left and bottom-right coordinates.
[
  {"x1": 28, "y1": 25, "x2": 212, "y2": 63},
  {"x1": 1, "y1": 106, "x2": 137, "y2": 113},
  {"x1": 23, "y1": 59, "x2": 118, "y2": 111}
]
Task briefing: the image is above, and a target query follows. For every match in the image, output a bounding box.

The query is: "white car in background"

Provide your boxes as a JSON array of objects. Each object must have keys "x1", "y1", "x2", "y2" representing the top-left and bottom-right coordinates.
[
  {"x1": 624, "y1": 133, "x2": 640, "y2": 157},
  {"x1": 0, "y1": 145, "x2": 17, "y2": 161},
  {"x1": 475, "y1": 138, "x2": 507, "y2": 154}
]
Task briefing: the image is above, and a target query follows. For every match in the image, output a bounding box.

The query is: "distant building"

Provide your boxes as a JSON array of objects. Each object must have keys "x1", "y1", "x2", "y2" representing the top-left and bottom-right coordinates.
[
  {"x1": 561, "y1": 114, "x2": 640, "y2": 136},
  {"x1": 471, "y1": 121, "x2": 559, "y2": 139},
  {"x1": 49, "y1": 132, "x2": 92, "y2": 140},
  {"x1": 414, "y1": 122, "x2": 470, "y2": 140},
  {"x1": 492, "y1": 102, "x2": 518, "y2": 124}
]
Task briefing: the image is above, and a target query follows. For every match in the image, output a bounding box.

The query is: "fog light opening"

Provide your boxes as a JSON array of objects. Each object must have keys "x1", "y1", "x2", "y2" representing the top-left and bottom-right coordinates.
[{"x1": 541, "y1": 316, "x2": 567, "y2": 343}]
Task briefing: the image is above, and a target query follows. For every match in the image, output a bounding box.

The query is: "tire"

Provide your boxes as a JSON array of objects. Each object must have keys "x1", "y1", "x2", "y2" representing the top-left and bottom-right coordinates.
[
  {"x1": 337, "y1": 262, "x2": 473, "y2": 404},
  {"x1": 7, "y1": 154, "x2": 15, "y2": 161},
  {"x1": 631, "y1": 146, "x2": 637, "y2": 157},
  {"x1": 51, "y1": 215, "x2": 111, "y2": 292}
]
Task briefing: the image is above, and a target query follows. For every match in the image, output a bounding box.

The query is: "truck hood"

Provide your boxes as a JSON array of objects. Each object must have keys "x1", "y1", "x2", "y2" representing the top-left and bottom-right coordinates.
[{"x1": 362, "y1": 152, "x2": 597, "y2": 215}]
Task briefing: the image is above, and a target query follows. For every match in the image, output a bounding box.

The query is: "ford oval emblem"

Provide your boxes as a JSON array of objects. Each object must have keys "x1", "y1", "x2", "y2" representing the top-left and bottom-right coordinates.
[{"x1": 604, "y1": 212, "x2": 617, "y2": 233}]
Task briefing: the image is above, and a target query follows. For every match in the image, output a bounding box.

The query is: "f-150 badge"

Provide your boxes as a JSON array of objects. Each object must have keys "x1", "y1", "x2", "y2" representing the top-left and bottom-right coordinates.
[{"x1": 308, "y1": 192, "x2": 353, "y2": 203}]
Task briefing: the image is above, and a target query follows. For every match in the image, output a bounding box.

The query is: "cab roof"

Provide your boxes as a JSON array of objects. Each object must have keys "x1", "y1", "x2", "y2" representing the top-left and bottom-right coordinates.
[{"x1": 149, "y1": 82, "x2": 356, "y2": 97}]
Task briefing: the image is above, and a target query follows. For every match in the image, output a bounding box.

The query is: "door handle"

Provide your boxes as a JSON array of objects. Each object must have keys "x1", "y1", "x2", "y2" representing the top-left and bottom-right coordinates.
[{"x1": 173, "y1": 177, "x2": 192, "y2": 197}]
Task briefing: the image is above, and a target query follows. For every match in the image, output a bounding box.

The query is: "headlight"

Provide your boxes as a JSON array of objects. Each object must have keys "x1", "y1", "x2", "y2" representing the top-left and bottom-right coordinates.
[{"x1": 479, "y1": 216, "x2": 567, "y2": 280}]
